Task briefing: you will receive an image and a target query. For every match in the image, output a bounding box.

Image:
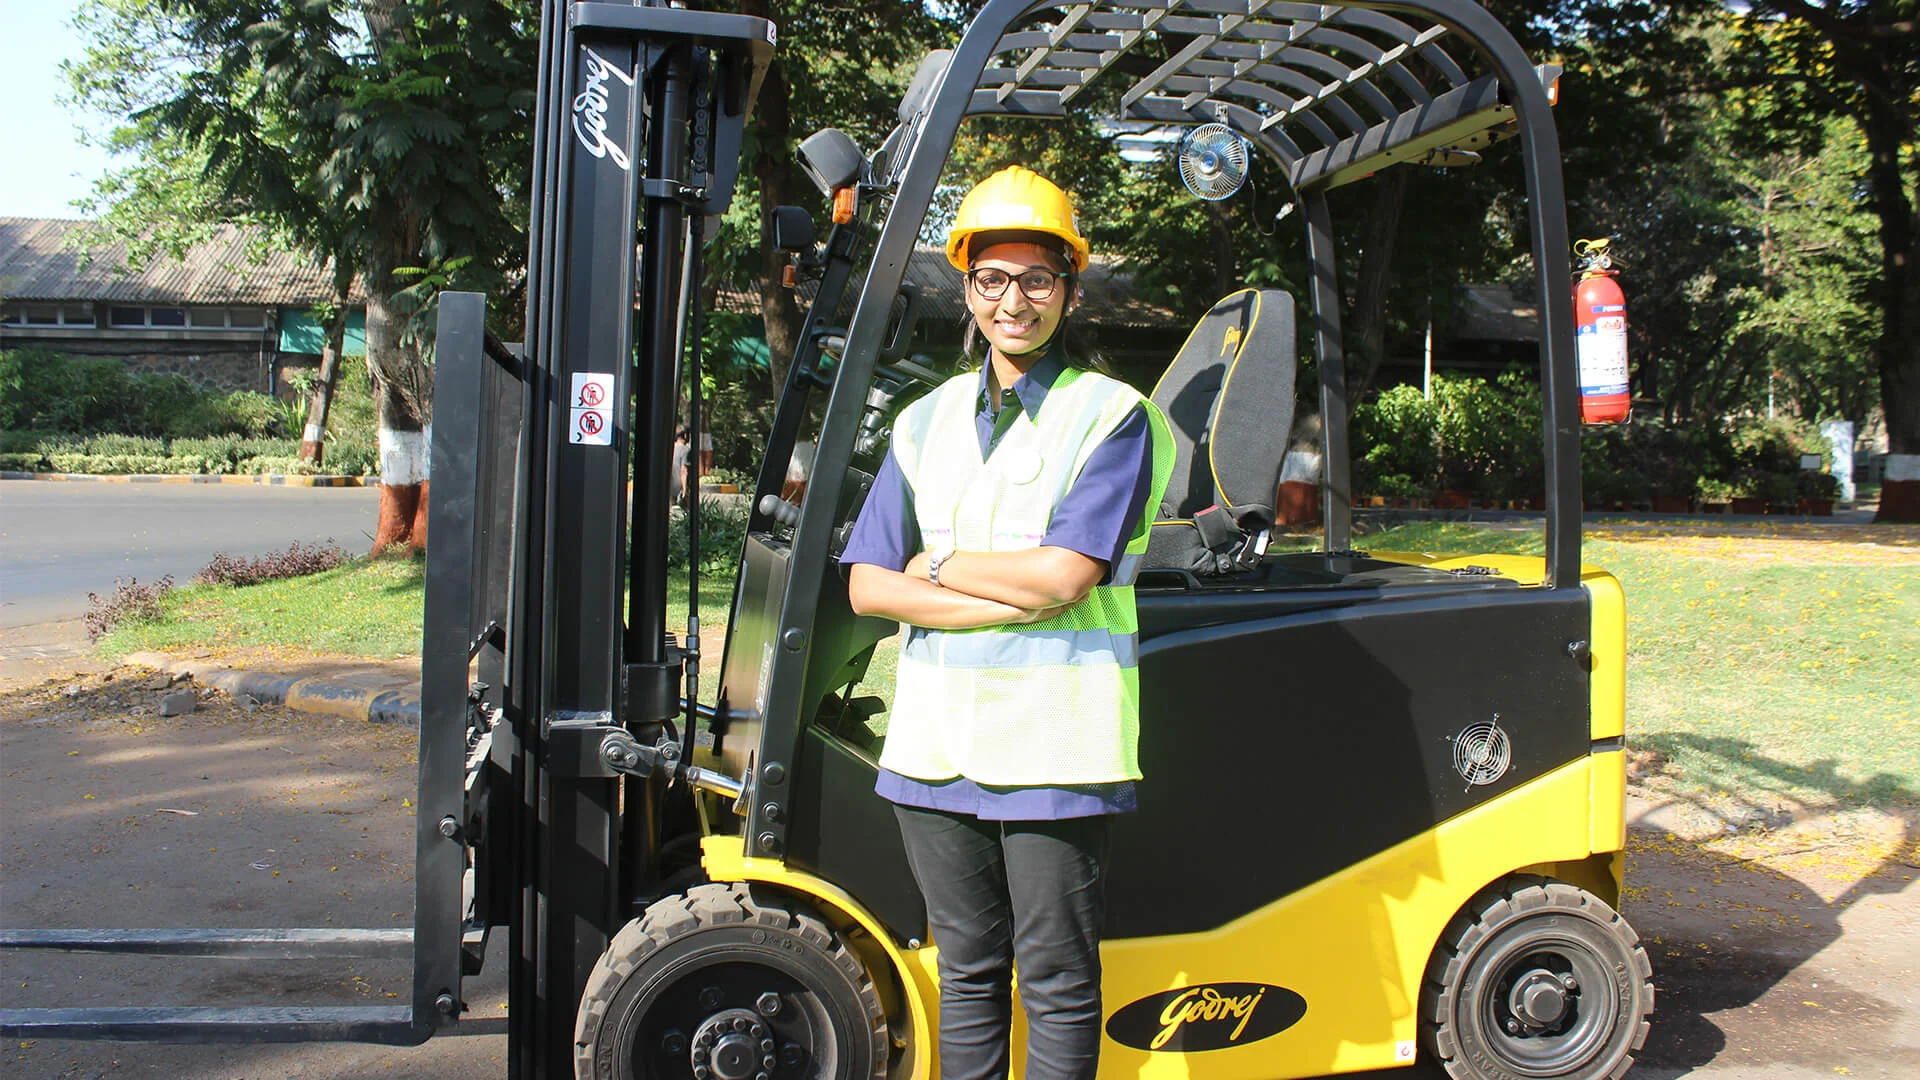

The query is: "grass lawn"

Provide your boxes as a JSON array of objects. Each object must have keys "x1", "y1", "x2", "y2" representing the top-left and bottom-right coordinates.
[{"x1": 99, "y1": 520, "x2": 1920, "y2": 811}]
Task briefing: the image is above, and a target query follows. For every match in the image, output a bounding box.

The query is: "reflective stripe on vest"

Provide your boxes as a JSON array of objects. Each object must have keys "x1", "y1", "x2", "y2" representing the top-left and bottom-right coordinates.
[{"x1": 883, "y1": 366, "x2": 1174, "y2": 787}]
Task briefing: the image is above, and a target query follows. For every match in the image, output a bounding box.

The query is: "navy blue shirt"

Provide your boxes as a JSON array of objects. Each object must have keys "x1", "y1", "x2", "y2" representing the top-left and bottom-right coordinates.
[{"x1": 839, "y1": 350, "x2": 1157, "y2": 819}]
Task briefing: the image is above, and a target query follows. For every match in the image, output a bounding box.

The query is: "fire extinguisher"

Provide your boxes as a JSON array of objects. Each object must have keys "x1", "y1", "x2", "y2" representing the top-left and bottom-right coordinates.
[{"x1": 1573, "y1": 238, "x2": 1631, "y2": 424}]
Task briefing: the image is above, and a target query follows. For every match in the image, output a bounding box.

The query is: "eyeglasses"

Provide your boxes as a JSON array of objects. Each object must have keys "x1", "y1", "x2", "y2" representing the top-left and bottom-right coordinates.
[{"x1": 967, "y1": 266, "x2": 1068, "y2": 302}]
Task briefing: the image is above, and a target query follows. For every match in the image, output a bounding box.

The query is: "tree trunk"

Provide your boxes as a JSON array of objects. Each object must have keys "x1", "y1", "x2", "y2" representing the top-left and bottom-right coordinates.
[
  {"x1": 298, "y1": 308, "x2": 349, "y2": 467},
  {"x1": 739, "y1": 1, "x2": 805, "y2": 397},
  {"x1": 1345, "y1": 168, "x2": 1412, "y2": 402},
  {"x1": 1863, "y1": 94, "x2": 1920, "y2": 520},
  {"x1": 365, "y1": 289, "x2": 432, "y2": 551}
]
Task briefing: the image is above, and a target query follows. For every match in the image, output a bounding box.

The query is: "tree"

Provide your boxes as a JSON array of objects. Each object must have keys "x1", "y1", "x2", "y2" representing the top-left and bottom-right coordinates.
[
  {"x1": 67, "y1": 0, "x2": 537, "y2": 546},
  {"x1": 724, "y1": 0, "x2": 955, "y2": 397},
  {"x1": 1725, "y1": 1, "x2": 1920, "y2": 517}
]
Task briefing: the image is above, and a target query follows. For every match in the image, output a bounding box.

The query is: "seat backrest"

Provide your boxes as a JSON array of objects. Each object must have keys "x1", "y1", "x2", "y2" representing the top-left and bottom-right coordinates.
[{"x1": 1145, "y1": 288, "x2": 1296, "y2": 571}]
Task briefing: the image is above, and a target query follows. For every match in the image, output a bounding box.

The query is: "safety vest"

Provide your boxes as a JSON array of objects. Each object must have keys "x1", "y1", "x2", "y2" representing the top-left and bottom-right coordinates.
[{"x1": 882, "y1": 365, "x2": 1173, "y2": 787}]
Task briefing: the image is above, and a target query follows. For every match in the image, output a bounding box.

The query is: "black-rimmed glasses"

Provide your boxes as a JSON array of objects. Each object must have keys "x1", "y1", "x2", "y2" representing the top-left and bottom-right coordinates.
[{"x1": 967, "y1": 266, "x2": 1068, "y2": 302}]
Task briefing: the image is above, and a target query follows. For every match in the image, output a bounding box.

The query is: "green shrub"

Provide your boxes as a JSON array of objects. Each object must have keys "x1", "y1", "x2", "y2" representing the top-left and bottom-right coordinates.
[
  {"x1": 667, "y1": 497, "x2": 749, "y2": 577},
  {"x1": 235, "y1": 437, "x2": 303, "y2": 459},
  {"x1": 45, "y1": 452, "x2": 175, "y2": 474},
  {"x1": 240, "y1": 455, "x2": 317, "y2": 475},
  {"x1": 0, "y1": 452, "x2": 45, "y2": 471},
  {"x1": 219, "y1": 390, "x2": 285, "y2": 438},
  {"x1": 322, "y1": 437, "x2": 379, "y2": 476},
  {"x1": 84, "y1": 433, "x2": 168, "y2": 457},
  {"x1": 1352, "y1": 384, "x2": 1438, "y2": 497},
  {"x1": 1795, "y1": 469, "x2": 1840, "y2": 502}
]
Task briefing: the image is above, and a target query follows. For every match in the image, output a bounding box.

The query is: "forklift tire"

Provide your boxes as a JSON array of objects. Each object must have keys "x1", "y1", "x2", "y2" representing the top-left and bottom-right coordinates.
[
  {"x1": 574, "y1": 881, "x2": 889, "y2": 1080},
  {"x1": 1420, "y1": 876, "x2": 1653, "y2": 1080}
]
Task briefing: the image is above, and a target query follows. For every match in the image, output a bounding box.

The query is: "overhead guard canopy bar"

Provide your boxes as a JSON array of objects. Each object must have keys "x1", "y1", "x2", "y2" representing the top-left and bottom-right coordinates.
[{"x1": 964, "y1": 0, "x2": 1555, "y2": 192}]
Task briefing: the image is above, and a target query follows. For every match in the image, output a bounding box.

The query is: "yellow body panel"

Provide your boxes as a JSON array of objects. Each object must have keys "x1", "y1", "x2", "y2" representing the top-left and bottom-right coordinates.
[
  {"x1": 700, "y1": 550, "x2": 1633, "y2": 1079},
  {"x1": 707, "y1": 755, "x2": 1616, "y2": 1080}
]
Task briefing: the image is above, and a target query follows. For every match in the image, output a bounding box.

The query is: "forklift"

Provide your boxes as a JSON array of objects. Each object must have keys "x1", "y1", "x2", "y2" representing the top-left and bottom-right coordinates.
[{"x1": 1, "y1": 1, "x2": 1653, "y2": 1078}]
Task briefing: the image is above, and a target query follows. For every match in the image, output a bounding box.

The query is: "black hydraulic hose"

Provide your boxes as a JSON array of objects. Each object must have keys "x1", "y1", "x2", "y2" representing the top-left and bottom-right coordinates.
[{"x1": 682, "y1": 210, "x2": 704, "y2": 771}]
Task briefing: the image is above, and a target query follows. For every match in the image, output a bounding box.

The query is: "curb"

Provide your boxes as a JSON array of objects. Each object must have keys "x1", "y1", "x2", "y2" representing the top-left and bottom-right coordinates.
[
  {"x1": 1, "y1": 472, "x2": 371, "y2": 486},
  {"x1": 122, "y1": 651, "x2": 419, "y2": 725}
]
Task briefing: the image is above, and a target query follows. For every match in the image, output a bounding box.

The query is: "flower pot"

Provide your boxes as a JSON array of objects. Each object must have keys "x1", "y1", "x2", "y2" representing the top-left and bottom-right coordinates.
[
  {"x1": 1795, "y1": 499, "x2": 1833, "y2": 517},
  {"x1": 1432, "y1": 490, "x2": 1471, "y2": 510},
  {"x1": 1277, "y1": 480, "x2": 1320, "y2": 526},
  {"x1": 1650, "y1": 495, "x2": 1691, "y2": 513},
  {"x1": 1730, "y1": 497, "x2": 1766, "y2": 515},
  {"x1": 1701, "y1": 500, "x2": 1730, "y2": 514},
  {"x1": 1524, "y1": 494, "x2": 1546, "y2": 511}
]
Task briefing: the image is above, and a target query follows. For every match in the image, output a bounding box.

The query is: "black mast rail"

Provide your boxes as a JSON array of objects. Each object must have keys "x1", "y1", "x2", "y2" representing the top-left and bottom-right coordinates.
[{"x1": 505, "y1": 3, "x2": 769, "y2": 1076}]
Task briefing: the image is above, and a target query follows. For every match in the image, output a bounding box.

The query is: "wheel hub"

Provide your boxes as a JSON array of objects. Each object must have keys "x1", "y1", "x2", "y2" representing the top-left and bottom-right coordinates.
[
  {"x1": 692, "y1": 1008, "x2": 775, "y2": 1080},
  {"x1": 1508, "y1": 969, "x2": 1573, "y2": 1028}
]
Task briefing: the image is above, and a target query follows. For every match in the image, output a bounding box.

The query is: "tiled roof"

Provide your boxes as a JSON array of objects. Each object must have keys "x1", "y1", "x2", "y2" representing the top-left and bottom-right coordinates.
[
  {"x1": 0, "y1": 218, "x2": 361, "y2": 306},
  {"x1": 717, "y1": 246, "x2": 1184, "y2": 331}
]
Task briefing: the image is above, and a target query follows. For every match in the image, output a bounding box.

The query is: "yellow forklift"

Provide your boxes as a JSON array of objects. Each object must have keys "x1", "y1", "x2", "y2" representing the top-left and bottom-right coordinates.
[{"x1": 1, "y1": 2, "x2": 1651, "y2": 1078}]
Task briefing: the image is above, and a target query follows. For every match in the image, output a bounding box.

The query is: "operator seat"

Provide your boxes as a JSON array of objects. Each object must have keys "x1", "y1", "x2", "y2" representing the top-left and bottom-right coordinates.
[{"x1": 1143, "y1": 288, "x2": 1297, "y2": 575}]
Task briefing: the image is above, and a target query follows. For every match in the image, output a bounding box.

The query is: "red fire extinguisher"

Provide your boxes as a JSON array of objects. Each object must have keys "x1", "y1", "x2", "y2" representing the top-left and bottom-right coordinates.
[{"x1": 1573, "y1": 238, "x2": 1631, "y2": 424}]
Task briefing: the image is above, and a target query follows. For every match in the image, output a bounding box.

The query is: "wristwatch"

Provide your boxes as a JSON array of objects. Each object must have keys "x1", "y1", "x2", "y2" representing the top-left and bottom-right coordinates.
[{"x1": 927, "y1": 548, "x2": 955, "y2": 588}]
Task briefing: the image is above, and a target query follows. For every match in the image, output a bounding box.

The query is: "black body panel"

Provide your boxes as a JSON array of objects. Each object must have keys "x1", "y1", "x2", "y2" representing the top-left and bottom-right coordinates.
[
  {"x1": 785, "y1": 727, "x2": 930, "y2": 945},
  {"x1": 1105, "y1": 583, "x2": 1592, "y2": 939}
]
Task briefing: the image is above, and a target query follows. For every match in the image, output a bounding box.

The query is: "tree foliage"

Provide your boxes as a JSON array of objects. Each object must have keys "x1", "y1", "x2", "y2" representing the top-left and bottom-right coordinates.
[{"x1": 66, "y1": 0, "x2": 538, "y2": 443}]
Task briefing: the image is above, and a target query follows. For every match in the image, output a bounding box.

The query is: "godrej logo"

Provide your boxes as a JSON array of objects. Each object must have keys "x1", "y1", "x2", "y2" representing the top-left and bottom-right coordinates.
[
  {"x1": 573, "y1": 47, "x2": 634, "y2": 171},
  {"x1": 1104, "y1": 982, "x2": 1307, "y2": 1052}
]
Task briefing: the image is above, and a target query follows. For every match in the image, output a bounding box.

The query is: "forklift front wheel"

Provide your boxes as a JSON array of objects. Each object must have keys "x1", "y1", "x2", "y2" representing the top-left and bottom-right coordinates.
[
  {"x1": 573, "y1": 882, "x2": 889, "y2": 1080},
  {"x1": 1420, "y1": 876, "x2": 1653, "y2": 1080}
]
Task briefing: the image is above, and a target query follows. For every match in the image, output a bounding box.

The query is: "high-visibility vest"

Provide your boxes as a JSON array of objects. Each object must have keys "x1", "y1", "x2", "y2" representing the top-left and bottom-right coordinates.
[{"x1": 882, "y1": 366, "x2": 1174, "y2": 787}]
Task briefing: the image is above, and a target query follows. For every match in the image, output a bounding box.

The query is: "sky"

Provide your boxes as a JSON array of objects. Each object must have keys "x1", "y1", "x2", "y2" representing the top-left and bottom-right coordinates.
[{"x1": 2, "y1": 0, "x2": 117, "y2": 219}]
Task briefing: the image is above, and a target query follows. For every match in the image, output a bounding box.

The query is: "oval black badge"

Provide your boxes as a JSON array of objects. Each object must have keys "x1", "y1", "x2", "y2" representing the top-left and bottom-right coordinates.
[{"x1": 1105, "y1": 982, "x2": 1307, "y2": 1052}]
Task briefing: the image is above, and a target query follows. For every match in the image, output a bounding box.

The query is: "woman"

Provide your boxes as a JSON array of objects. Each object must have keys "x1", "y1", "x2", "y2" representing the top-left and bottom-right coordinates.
[{"x1": 839, "y1": 166, "x2": 1172, "y2": 1080}]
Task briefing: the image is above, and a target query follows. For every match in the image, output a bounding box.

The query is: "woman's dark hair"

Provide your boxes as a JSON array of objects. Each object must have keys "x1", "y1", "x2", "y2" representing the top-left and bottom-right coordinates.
[{"x1": 959, "y1": 230, "x2": 1112, "y2": 375}]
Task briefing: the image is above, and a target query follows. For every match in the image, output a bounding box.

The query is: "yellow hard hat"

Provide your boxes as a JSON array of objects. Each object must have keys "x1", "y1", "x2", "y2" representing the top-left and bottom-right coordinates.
[{"x1": 945, "y1": 166, "x2": 1090, "y2": 273}]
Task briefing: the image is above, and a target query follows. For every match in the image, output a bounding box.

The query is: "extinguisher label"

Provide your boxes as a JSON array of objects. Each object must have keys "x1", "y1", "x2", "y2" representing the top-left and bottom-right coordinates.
[
  {"x1": 1592, "y1": 304, "x2": 1625, "y2": 314},
  {"x1": 1577, "y1": 323, "x2": 1630, "y2": 396}
]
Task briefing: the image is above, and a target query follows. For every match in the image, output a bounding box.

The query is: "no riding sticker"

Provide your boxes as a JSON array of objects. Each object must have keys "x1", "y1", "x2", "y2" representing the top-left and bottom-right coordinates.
[{"x1": 571, "y1": 372, "x2": 615, "y2": 446}]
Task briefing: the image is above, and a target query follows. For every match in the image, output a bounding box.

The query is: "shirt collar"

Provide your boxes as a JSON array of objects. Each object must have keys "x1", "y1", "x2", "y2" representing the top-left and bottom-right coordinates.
[{"x1": 976, "y1": 345, "x2": 1066, "y2": 422}]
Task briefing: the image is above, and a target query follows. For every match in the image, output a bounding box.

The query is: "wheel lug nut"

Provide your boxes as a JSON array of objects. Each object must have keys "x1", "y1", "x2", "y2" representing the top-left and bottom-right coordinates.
[
  {"x1": 762, "y1": 1054, "x2": 776, "y2": 1071},
  {"x1": 734, "y1": 1017, "x2": 752, "y2": 1032},
  {"x1": 760, "y1": 1039, "x2": 775, "y2": 1054},
  {"x1": 1505, "y1": 1018, "x2": 1522, "y2": 1035},
  {"x1": 756, "y1": 991, "x2": 783, "y2": 1017},
  {"x1": 756, "y1": 1072, "x2": 771, "y2": 1080},
  {"x1": 693, "y1": 1068, "x2": 711, "y2": 1080},
  {"x1": 699, "y1": 986, "x2": 724, "y2": 1010},
  {"x1": 1560, "y1": 973, "x2": 1578, "y2": 990},
  {"x1": 691, "y1": 1048, "x2": 707, "y2": 1063}
]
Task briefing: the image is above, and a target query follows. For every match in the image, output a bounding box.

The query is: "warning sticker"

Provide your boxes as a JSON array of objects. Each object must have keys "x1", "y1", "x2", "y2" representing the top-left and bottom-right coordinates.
[{"x1": 570, "y1": 372, "x2": 615, "y2": 446}]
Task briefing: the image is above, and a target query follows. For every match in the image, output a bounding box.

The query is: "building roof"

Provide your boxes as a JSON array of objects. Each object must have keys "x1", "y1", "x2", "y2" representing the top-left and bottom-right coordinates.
[
  {"x1": 717, "y1": 246, "x2": 1185, "y2": 332},
  {"x1": 0, "y1": 218, "x2": 360, "y2": 306}
]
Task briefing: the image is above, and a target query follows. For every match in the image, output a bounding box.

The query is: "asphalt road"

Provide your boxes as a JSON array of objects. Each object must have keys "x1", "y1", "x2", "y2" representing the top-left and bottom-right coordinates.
[{"x1": 0, "y1": 483, "x2": 381, "y2": 628}]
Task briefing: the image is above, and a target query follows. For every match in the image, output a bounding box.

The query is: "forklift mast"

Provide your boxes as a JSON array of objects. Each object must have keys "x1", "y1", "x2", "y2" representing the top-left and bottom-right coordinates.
[{"x1": 452, "y1": 2, "x2": 773, "y2": 1074}]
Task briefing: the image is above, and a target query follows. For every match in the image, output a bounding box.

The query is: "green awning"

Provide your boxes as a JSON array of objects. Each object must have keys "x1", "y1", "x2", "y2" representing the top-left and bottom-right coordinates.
[{"x1": 279, "y1": 308, "x2": 366, "y2": 357}]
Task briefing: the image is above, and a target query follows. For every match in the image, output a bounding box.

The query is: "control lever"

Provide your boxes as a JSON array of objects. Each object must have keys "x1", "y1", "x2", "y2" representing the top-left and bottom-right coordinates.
[{"x1": 758, "y1": 494, "x2": 802, "y2": 526}]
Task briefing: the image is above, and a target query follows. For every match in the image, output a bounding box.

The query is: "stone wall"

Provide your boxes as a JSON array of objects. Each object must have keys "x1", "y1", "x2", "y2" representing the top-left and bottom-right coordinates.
[{"x1": 4, "y1": 333, "x2": 273, "y2": 394}]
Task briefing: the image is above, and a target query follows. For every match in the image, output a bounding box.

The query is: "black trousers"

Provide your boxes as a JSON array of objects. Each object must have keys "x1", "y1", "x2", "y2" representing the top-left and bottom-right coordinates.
[{"x1": 893, "y1": 805, "x2": 1110, "y2": 1080}]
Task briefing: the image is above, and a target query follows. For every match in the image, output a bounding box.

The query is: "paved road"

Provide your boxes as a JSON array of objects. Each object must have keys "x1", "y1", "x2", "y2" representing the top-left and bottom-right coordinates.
[{"x1": 0, "y1": 483, "x2": 380, "y2": 627}]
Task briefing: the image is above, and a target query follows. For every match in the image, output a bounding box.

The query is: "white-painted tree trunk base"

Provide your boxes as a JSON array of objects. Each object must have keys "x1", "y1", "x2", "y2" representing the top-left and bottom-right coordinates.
[{"x1": 378, "y1": 427, "x2": 431, "y2": 486}]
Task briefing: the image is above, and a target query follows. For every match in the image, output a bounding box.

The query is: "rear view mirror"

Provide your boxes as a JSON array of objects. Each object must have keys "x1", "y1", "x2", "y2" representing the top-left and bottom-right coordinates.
[
  {"x1": 796, "y1": 128, "x2": 865, "y2": 198},
  {"x1": 769, "y1": 205, "x2": 816, "y2": 253}
]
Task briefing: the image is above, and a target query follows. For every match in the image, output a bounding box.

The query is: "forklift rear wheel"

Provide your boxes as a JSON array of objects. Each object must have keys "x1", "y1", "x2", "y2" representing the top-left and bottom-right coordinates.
[
  {"x1": 574, "y1": 882, "x2": 889, "y2": 1080},
  {"x1": 1421, "y1": 877, "x2": 1653, "y2": 1080}
]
